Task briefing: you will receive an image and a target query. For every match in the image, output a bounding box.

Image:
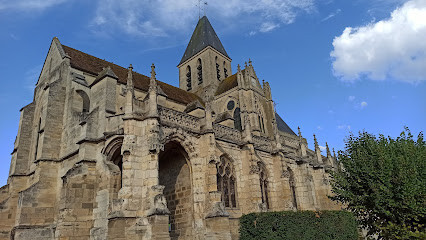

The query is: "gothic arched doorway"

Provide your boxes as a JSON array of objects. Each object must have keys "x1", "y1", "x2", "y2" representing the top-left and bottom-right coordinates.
[{"x1": 159, "y1": 141, "x2": 193, "y2": 240}]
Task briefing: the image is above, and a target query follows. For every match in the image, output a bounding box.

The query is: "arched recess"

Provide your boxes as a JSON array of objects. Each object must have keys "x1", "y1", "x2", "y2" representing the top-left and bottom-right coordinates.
[
  {"x1": 103, "y1": 137, "x2": 123, "y2": 191},
  {"x1": 75, "y1": 89, "x2": 90, "y2": 113},
  {"x1": 288, "y1": 167, "x2": 298, "y2": 210},
  {"x1": 159, "y1": 141, "x2": 193, "y2": 240},
  {"x1": 217, "y1": 155, "x2": 237, "y2": 208},
  {"x1": 258, "y1": 162, "x2": 270, "y2": 209},
  {"x1": 233, "y1": 107, "x2": 242, "y2": 131}
]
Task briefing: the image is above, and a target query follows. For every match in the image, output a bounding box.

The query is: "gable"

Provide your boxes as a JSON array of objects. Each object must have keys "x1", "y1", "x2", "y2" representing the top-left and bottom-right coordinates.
[{"x1": 37, "y1": 37, "x2": 67, "y2": 86}]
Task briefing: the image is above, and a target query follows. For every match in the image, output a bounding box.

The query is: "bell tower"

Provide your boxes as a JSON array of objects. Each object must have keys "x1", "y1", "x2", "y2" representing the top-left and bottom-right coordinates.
[{"x1": 178, "y1": 16, "x2": 232, "y2": 101}]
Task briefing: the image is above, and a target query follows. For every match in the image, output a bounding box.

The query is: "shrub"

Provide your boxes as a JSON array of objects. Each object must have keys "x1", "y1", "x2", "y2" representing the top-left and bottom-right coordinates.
[{"x1": 239, "y1": 210, "x2": 358, "y2": 240}]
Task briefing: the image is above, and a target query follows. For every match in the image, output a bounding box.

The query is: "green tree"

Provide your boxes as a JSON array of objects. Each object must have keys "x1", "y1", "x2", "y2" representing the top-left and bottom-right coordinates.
[{"x1": 330, "y1": 128, "x2": 426, "y2": 239}]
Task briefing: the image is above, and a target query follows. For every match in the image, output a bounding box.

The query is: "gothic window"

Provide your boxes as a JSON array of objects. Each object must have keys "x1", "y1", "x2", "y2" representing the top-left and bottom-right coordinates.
[
  {"x1": 197, "y1": 58, "x2": 203, "y2": 85},
  {"x1": 288, "y1": 167, "x2": 298, "y2": 210},
  {"x1": 186, "y1": 66, "x2": 192, "y2": 91},
  {"x1": 217, "y1": 156, "x2": 237, "y2": 208},
  {"x1": 233, "y1": 107, "x2": 242, "y2": 131},
  {"x1": 259, "y1": 163, "x2": 270, "y2": 209},
  {"x1": 223, "y1": 61, "x2": 228, "y2": 78},
  {"x1": 216, "y1": 56, "x2": 220, "y2": 81}
]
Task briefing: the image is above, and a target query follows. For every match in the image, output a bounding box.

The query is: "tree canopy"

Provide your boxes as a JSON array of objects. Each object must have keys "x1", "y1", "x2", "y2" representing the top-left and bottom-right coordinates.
[{"x1": 330, "y1": 128, "x2": 425, "y2": 239}]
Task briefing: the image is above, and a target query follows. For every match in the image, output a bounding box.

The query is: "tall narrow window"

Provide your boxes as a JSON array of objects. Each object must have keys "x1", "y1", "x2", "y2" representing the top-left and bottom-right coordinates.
[
  {"x1": 288, "y1": 167, "x2": 298, "y2": 210},
  {"x1": 34, "y1": 117, "x2": 42, "y2": 161},
  {"x1": 216, "y1": 57, "x2": 220, "y2": 80},
  {"x1": 258, "y1": 115, "x2": 266, "y2": 133},
  {"x1": 223, "y1": 61, "x2": 228, "y2": 78},
  {"x1": 259, "y1": 163, "x2": 269, "y2": 209},
  {"x1": 186, "y1": 66, "x2": 192, "y2": 91},
  {"x1": 233, "y1": 107, "x2": 242, "y2": 131},
  {"x1": 197, "y1": 58, "x2": 203, "y2": 85},
  {"x1": 217, "y1": 156, "x2": 237, "y2": 208}
]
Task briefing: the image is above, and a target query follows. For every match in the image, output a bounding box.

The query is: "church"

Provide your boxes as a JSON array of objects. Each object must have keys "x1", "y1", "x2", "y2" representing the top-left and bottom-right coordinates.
[{"x1": 0, "y1": 16, "x2": 340, "y2": 240}]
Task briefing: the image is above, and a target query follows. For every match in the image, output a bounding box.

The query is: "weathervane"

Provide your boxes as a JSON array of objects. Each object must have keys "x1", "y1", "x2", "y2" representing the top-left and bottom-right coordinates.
[{"x1": 197, "y1": 0, "x2": 208, "y2": 19}]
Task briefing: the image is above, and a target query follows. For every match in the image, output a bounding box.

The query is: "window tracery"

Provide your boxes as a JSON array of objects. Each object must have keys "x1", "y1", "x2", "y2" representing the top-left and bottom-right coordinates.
[{"x1": 217, "y1": 156, "x2": 237, "y2": 208}]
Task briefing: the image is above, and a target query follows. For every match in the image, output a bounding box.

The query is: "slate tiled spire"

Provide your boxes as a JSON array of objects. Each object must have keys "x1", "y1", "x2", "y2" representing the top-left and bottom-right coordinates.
[{"x1": 179, "y1": 16, "x2": 229, "y2": 65}]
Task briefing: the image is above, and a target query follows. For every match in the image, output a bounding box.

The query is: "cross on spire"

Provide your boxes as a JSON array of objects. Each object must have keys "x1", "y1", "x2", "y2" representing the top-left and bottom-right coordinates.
[{"x1": 197, "y1": 0, "x2": 208, "y2": 19}]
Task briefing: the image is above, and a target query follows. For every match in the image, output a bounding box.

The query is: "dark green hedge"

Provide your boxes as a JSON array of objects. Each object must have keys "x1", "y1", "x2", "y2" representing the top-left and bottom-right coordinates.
[{"x1": 239, "y1": 210, "x2": 358, "y2": 240}]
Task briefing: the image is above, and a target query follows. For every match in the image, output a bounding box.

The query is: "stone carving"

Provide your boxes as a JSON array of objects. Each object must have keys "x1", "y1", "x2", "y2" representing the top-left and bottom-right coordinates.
[
  {"x1": 213, "y1": 124, "x2": 242, "y2": 143},
  {"x1": 258, "y1": 203, "x2": 268, "y2": 212},
  {"x1": 281, "y1": 169, "x2": 290, "y2": 178},
  {"x1": 148, "y1": 185, "x2": 170, "y2": 216},
  {"x1": 158, "y1": 106, "x2": 200, "y2": 132},
  {"x1": 249, "y1": 164, "x2": 260, "y2": 174},
  {"x1": 253, "y1": 135, "x2": 273, "y2": 152},
  {"x1": 206, "y1": 201, "x2": 229, "y2": 218}
]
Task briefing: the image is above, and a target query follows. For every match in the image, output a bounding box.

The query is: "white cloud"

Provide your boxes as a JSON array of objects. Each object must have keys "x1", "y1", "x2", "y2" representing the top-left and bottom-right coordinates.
[
  {"x1": 317, "y1": 126, "x2": 323, "y2": 130},
  {"x1": 259, "y1": 22, "x2": 280, "y2": 33},
  {"x1": 348, "y1": 95, "x2": 355, "y2": 101},
  {"x1": 331, "y1": 0, "x2": 426, "y2": 83},
  {"x1": 337, "y1": 124, "x2": 351, "y2": 130},
  {"x1": 360, "y1": 101, "x2": 368, "y2": 108},
  {"x1": 322, "y1": 8, "x2": 341, "y2": 22},
  {"x1": 319, "y1": 145, "x2": 327, "y2": 152},
  {"x1": 91, "y1": 0, "x2": 316, "y2": 37},
  {"x1": 0, "y1": 0, "x2": 68, "y2": 11}
]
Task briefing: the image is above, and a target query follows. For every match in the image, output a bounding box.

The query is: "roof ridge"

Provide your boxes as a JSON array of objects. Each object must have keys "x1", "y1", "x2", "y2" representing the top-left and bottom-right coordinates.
[
  {"x1": 62, "y1": 44, "x2": 148, "y2": 77},
  {"x1": 62, "y1": 43, "x2": 202, "y2": 104}
]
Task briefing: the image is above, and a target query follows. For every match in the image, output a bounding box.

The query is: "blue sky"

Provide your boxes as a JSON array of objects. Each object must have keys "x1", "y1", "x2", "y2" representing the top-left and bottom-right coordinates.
[{"x1": 0, "y1": 0, "x2": 425, "y2": 186}]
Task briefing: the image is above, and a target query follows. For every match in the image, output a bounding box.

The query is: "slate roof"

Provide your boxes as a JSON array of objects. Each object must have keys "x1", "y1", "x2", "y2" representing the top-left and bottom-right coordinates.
[
  {"x1": 215, "y1": 69, "x2": 245, "y2": 96},
  {"x1": 179, "y1": 16, "x2": 229, "y2": 65},
  {"x1": 62, "y1": 45, "x2": 201, "y2": 105},
  {"x1": 275, "y1": 113, "x2": 296, "y2": 135}
]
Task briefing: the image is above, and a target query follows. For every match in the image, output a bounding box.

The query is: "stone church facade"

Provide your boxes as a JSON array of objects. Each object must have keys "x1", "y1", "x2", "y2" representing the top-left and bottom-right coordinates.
[{"x1": 0, "y1": 16, "x2": 340, "y2": 240}]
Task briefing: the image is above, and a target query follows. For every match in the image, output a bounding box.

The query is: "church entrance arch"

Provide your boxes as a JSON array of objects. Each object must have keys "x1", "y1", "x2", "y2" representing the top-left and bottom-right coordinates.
[{"x1": 159, "y1": 141, "x2": 193, "y2": 240}]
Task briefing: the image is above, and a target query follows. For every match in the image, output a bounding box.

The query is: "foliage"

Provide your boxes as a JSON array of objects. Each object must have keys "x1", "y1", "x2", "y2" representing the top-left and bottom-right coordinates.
[
  {"x1": 239, "y1": 210, "x2": 358, "y2": 240},
  {"x1": 330, "y1": 128, "x2": 426, "y2": 239}
]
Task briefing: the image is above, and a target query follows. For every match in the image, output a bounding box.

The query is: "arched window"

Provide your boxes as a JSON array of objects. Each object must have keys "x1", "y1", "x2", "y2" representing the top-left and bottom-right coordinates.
[
  {"x1": 217, "y1": 156, "x2": 237, "y2": 208},
  {"x1": 186, "y1": 66, "x2": 192, "y2": 91},
  {"x1": 258, "y1": 162, "x2": 269, "y2": 209},
  {"x1": 223, "y1": 61, "x2": 228, "y2": 78},
  {"x1": 233, "y1": 107, "x2": 242, "y2": 131},
  {"x1": 197, "y1": 58, "x2": 203, "y2": 85},
  {"x1": 288, "y1": 167, "x2": 298, "y2": 210},
  {"x1": 216, "y1": 56, "x2": 220, "y2": 81},
  {"x1": 76, "y1": 90, "x2": 90, "y2": 113}
]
